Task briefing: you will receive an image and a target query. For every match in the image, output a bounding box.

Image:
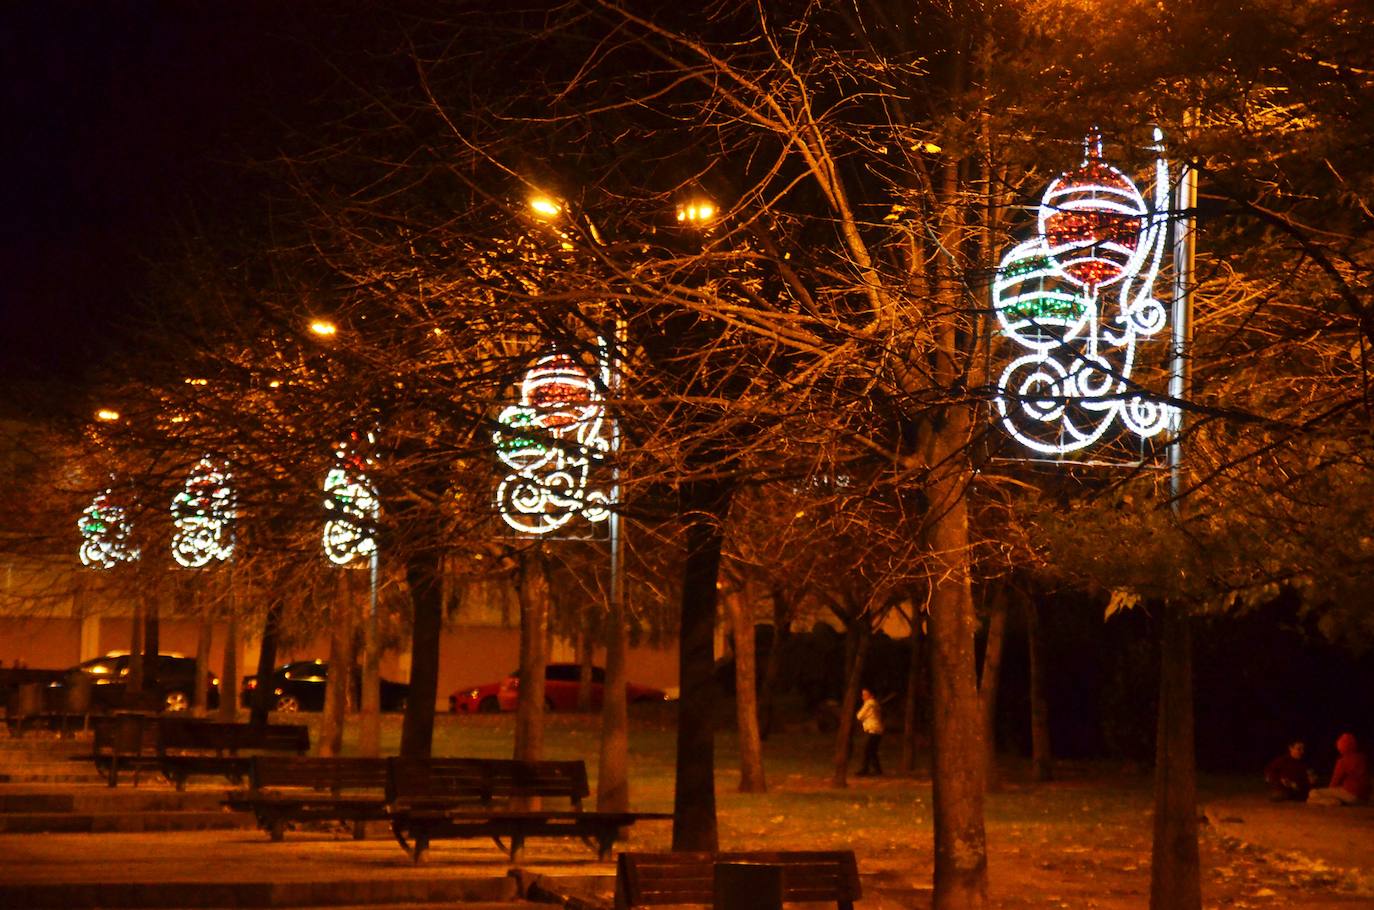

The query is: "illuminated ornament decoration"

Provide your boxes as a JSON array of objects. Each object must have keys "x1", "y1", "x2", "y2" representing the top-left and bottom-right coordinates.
[
  {"x1": 78, "y1": 489, "x2": 140, "y2": 568},
  {"x1": 322, "y1": 441, "x2": 379, "y2": 566},
  {"x1": 494, "y1": 351, "x2": 611, "y2": 535},
  {"x1": 993, "y1": 128, "x2": 1174, "y2": 456},
  {"x1": 170, "y1": 457, "x2": 236, "y2": 568}
]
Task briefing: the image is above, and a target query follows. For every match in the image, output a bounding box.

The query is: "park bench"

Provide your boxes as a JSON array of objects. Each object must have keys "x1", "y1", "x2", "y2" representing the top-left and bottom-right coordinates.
[
  {"x1": 225, "y1": 755, "x2": 391, "y2": 840},
  {"x1": 385, "y1": 757, "x2": 672, "y2": 863},
  {"x1": 157, "y1": 718, "x2": 310, "y2": 790},
  {"x1": 614, "y1": 851, "x2": 862, "y2": 910},
  {"x1": 91, "y1": 713, "x2": 162, "y2": 787}
]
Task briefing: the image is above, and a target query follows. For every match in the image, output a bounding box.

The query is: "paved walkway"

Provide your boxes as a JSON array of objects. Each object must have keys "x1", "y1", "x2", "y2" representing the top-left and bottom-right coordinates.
[
  {"x1": 1204, "y1": 794, "x2": 1374, "y2": 890},
  {"x1": 0, "y1": 827, "x2": 614, "y2": 907}
]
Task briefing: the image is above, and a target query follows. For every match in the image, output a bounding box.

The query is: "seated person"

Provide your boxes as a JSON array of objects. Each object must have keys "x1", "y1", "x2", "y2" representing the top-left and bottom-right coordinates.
[
  {"x1": 1308, "y1": 732, "x2": 1371, "y2": 806},
  {"x1": 1265, "y1": 739, "x2": 1315, "y2": 801}
]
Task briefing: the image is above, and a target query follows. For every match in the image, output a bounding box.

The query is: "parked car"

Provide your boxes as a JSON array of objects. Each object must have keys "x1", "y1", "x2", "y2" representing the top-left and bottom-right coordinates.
[
  {"x1": 240, "y1": 659, "x2": 409, "y2": 713},
  {"x1": 51, "y1": 652, "x2": 219, "y2": 713},
  {"x1": 448, "y1": 663, "x2": 669, "y2": 713}
]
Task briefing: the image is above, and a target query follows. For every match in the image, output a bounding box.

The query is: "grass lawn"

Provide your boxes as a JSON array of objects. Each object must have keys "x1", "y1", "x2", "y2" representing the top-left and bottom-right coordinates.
[{"x1": 299, "y1": 708, "x2": 1372, "y2": 909}]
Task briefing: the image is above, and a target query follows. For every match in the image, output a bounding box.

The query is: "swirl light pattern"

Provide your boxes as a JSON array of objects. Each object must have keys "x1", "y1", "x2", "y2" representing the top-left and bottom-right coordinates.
[
  {"x1": 171, "y1": 457, "x2": 236, "y2": 568},
  {"x1": 78, "y1": 489, "x2": 140, "y2": 568},
  {"x1": 993, "y1": 129, "x2": 1175, "y2": 456},
  {"x1": 323, "y1": 440, "x2": 378, "y2": 565},
  {"x1": 495, "y1": 352, "x2": 611, "y2": 535}
]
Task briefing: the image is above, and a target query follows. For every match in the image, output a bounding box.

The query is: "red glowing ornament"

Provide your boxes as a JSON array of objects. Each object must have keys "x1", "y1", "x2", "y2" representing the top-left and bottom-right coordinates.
[
  {"x1": 521, "y1": 354, "x2": 598, "y2": 431},
  {"x1": 1038, "y1": 129, "x2": 1147, "y2": 291}
]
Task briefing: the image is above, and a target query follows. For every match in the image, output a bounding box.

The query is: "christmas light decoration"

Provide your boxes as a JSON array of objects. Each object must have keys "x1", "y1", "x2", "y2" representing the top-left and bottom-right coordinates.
[
  {"x1": 992, "y1": 128, "x2": 1174, "y2": 456},
  {"x1": 495, "y1": 351, "x2": 611, "y2": 535},
  {"x1": 323, "y1": 437, "x2": 379, "y2": 566},
  {"x1": 78, "y1": 488, "x2": 140, "y2": 568},
  {"x1": 171, "y1": 457, "x2": 236, "y2": 568}
]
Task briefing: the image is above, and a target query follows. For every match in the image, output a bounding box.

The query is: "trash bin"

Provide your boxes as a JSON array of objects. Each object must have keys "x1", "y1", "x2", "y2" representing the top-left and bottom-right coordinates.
[
  {"x1": 63, "y1": 671, "x2": 93, "y2": 714},
  {"x1": 11, "y1": 682, "x2": 43, "y2": 718}
]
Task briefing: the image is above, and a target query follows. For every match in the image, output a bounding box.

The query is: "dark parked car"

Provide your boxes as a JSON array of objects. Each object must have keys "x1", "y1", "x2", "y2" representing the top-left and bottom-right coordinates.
[
  {"x1": 241, "y1": 659, "x2": 409, "y2": 713},
  {"x1": 449, "y1": 663, "x2": 669, "y2": 713},
  {"x1": 52, "y1": 653, "x2": 219, "y2": 713}
]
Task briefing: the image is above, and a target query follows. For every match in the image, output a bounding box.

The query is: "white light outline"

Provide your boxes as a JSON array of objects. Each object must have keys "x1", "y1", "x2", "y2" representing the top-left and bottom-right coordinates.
[
  {"x1": 322, "y1": 446, "x2": 379, "y2": 566},
  {"x1": 170, "y1": 457, "x2": 236, "y2": 568},
  {"x1": 494, "y1": 349, "x2": 612, "y2": 535},
  {"x1": 993, "y1": 131, "x2": 1176, "y2": 456},
  {"x1": 78, "y1": 489, "x2": 140, "y2": 569}
]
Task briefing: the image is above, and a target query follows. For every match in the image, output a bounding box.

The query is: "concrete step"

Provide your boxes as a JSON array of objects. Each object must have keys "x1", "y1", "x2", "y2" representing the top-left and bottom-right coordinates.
[
  {"x1": 0, "y1": 787, "x2": 228, "y2": 814},
  {"x1": 0, "y1": 768, "x2": 111, "y2": 784},
  {"x1": 0, "y1": 876, "x2": 524, "y2": 908},
  {"x1": 0, "y1": 809, "x2": 253, "y2": 833}
]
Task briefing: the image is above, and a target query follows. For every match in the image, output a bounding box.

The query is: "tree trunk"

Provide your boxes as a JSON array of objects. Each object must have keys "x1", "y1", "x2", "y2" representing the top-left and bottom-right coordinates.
[
  {"x1": 193, "y1": 603, "x2": 212, "y2": 717},
  {"x1": 250, "y1": 594, "x2": 284, "y2": 727},
  {"x1": 757, "y1": 588, "x2": 790, "y2": 741},
  {"x1": 830, "y1": 619, "x2": 871, "y2": 789},
  {"x1": 926, "y1": 435, "x2": 988, "y2": 910},
  {"x1": 725, "y1": 587, "x2": 766, "y2": 793},
  {"x1": 127, "y1": 601, "x2": 145, "y2": 696},
  {"x1": 400, "y1": 546, "x2": 444, "y2": 758},
  {"x1": 359, "y1": 556, "x2": 382, "y2": 758},
  {"x1": 320, "y1": 573, "x2": 352, "y2": 758},
  {"x1": 671, "y1": 478, "x2": 732, "y2": 852},
  {"x1": 218, "y1": 614, "x2": 238, "y2": 722},
  {"x1": 1025, "y1": 592, "x2": 1052, "y2": 782},
  {"x1": 577, "y1": 616, "x2": 596, "y2": 712},
  {"x1": 1150, "y1": 600, "x2": 1200, "y2": 910},
  {"x1": 596, "y1": 549, "x2": 630, "y2": 812},
  {"x1": 899, "y1": 614, "x2": 924, "y2": 776},
  {"x1": 514, "y1": 549, "x2": 550, "y2": 771},
  {"x1": 979, "y1": 588, "x2": 1008, "y2": 792},
  {"x1": 143, "y1": 599, "x2": 161, "y2": 698}
]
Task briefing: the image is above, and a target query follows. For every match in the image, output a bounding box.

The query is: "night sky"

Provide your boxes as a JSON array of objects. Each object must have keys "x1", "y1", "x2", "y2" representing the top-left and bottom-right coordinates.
[{"x1": 1, "y1": 3, "x2": 364, "y2": 387}]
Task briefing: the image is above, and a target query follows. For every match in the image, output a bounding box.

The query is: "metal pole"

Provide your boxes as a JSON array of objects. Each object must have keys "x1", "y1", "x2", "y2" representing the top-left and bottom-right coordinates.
[
  {"x1": 608, "y1": 318, "x2": 625, "y2": 628},
  {"x1": 1168, "y1": 157, "x2": 1197, "y2": 515},
  {"x1": 359, "y1": 547, "x2": 381, "y2": 757}
]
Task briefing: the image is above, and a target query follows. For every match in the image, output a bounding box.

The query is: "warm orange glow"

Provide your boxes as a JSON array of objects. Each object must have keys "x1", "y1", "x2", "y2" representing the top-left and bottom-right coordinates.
[
  {"x1": 184, "y1": 377, "x2": 208, "y2": 386},
  {"x1": 309, "y1": 319, "x2": 338, "y2": 337},
  {"x1": 95, "y1": 408, "x2": 120, "y2": 422},
  {"x1": 676, "y1": 200, "x2": 717, "y2": 224},
  {"x1": 529, "y1": 196, "x2": 562, "y2": 219}
]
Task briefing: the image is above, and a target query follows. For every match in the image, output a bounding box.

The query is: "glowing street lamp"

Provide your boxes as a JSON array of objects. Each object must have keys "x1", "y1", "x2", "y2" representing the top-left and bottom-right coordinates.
[
  {"x1": 95, "y1": 408, "x2": 121, "y2": 422},
  {"x1": 529, "y1": 195, "x2": 562, "y2": 219},
  {"x1": 309, "y1": 319, "x2": 338, "y2": 338},
  {"x1": 675, "y1": 199, "x2": 716, "y2": 224}
]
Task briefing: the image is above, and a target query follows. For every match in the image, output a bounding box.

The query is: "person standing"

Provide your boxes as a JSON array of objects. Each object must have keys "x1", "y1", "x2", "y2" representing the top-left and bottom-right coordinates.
[
  {"x1": 1308, "y1": 732, "x2": 1370, "y2": 806},
  {"x1": 856, "y1": 688, "x2": 884, "y2": 777}
]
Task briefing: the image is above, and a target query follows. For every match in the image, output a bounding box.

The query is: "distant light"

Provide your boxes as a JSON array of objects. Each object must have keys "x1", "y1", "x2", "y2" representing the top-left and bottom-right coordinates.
[
  {"x1": 184, "y1": 377, "x2": 208, "y2": 386},
  {"x1": 676, "y1": 200, "x2": 717, "y2": 224},
  {"x1": 268, "y1": 380, "x2": 281, "y2": 389},
  {"x1": 529, "y1": 196, "x2": 561, "y2": 219},
  {"x1": 95, "y1": 409, "x2": 120, "y2": 422},
  {"x1": 309, "y1": 320, "x2": 337, "y2": 338}
]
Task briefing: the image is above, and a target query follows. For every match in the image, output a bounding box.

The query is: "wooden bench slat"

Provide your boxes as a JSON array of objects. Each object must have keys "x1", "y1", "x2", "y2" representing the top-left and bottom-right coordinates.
[{"x1": 616, "y1": 851, "x2": 860, "y2": 908}]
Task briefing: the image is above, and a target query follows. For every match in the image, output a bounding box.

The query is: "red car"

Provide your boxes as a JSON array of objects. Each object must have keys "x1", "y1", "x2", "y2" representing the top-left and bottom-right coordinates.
[{"x1": 449, "y1": 663, "x2": 668, "y2": 713}]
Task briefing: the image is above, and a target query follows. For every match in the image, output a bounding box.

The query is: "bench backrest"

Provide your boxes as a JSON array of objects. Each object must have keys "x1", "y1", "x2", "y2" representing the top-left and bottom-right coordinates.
[
  {"x1": 92, "y1": 714, "x2": 157, "y2": 755},
  {"x1": 615, "y1": 851, "x2": 861, "y2": 909},
  {"x1": 386, "y1": 757, "x2": 590, "y2": 808},
  {"x1": 157, "y1": 718, "x2": 310, "y2": 755},
  {"x1": 250, "y1": 756, "x2": 390, "y2": 794}
]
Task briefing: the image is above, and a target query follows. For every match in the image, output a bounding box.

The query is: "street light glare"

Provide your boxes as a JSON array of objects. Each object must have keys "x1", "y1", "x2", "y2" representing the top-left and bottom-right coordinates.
[
  {"x1": 310, "y1": 319, "x2": 338, "y2": 338},
  {"x1": 676, "y1": 200, "x2": 717, "y2": 224},
  {"x1": 95, "y1": 409, "x2": 121, "y2": 422},
  {"x1": 529, "y1": 196, "x2": 562, "y2": 218}
]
